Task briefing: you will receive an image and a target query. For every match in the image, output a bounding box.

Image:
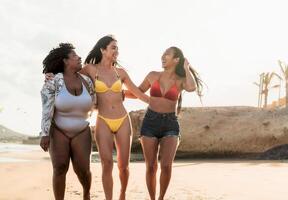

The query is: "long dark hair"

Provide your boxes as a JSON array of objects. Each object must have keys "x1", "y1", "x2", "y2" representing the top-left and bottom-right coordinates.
[
  {"x1": 170, "y1": 46, "x2": 203, "y2": 114},
  {"x1": 42, "y1": 43, "x2": 75, "y2": 74},
  {"x1": 84, "y1": 35, "x2": 117, "y2": 65}
]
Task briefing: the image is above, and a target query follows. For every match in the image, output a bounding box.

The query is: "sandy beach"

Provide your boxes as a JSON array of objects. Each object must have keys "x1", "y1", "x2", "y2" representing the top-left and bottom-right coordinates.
[{"x1": 0, "y1": 144, "x2": 287, "y2": 200}]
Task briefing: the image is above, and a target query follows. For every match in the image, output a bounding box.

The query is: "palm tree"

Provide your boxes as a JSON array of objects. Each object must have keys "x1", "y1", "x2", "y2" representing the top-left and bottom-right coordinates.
[
  {"x1": 254, "y1": 82, "x2": 261, "y2": 107},
  {"x1": 278, "y1": 60, "x2": 288, "y2": 107},
  {"x1": 262, "y1": 72, "x2": 282, "y2": 108},
  {"x1": 254, "y1": 73, "x2": 265, "y2": 108}
]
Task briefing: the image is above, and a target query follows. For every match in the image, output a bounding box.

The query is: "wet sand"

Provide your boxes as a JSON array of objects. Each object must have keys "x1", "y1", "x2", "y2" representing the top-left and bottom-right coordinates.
[{"x1": 0, "y1": 149, "x2": 288, "y2": 200}]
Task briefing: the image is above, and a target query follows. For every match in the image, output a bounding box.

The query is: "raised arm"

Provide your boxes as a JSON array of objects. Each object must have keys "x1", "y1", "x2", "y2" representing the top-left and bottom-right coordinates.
[
  {"x1": 119, "y1": 68, "x2": 150, "y2": 103},
  {"x1": 182, "y1": 58, "x2": 196, "y2": 92}
]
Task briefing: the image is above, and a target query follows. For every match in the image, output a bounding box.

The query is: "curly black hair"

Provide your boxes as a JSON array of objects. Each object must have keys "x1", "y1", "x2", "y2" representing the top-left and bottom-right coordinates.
[{"x1": 42, "y1": 43, "x2": 75, "y2": 74}]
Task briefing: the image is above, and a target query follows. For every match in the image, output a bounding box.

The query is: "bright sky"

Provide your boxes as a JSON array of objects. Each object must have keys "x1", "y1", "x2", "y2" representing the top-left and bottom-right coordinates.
[{"x1": 0, "y1": 0, "x2": 288, "y2": 135}]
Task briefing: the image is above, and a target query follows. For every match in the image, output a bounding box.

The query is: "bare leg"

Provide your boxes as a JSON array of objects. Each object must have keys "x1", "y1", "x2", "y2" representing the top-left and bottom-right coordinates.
[
  {"x1": 114, "y1": 117, "x2": 132, "y2": 200},
  {"x1": 140, "y1": 136, "x2": 159, "y2": 200},
  {"x1": 71, "y1": 128, "x2": 92, "y2": 200},
  {"x1": 49, "y1": 127, "x2": 71, "y2": 200},
  {"x1": 158, "y1": 137, "x2": 179, "y2": 200},
  {"x1": 95, "y1": 118, "x2": 114, "y2": 200}
]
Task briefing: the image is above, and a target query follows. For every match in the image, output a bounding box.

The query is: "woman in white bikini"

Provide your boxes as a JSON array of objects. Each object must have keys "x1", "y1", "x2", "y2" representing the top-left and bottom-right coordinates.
[{"x1": 40, "y1": 43, "x2": 95, "y2": 200}]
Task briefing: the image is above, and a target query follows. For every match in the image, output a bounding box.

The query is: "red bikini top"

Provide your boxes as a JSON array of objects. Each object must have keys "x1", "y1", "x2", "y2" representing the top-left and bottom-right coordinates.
[{"x1": 150, "y1": 79, "x2": 179, "y2": 101}]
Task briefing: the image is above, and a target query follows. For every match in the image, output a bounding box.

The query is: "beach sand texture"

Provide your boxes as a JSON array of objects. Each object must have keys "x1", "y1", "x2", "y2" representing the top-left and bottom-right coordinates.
[{"x1": 1, "y1": 149, "x2": 288, "y2": 200}]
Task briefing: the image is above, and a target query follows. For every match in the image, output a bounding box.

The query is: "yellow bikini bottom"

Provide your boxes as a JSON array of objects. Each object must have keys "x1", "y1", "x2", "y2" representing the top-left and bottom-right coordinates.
[{"x1": 98, "y1": 114, "x2": 128, "y2": 133}]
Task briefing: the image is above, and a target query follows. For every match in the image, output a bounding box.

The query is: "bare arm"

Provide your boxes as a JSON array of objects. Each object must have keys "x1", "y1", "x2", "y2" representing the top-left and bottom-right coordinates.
[
  {"x1": 119, "y1": 69, "x2": 150, "y2": 103},
  {"x1": 182, "y1": 58, "x2": 196, "y2": 92},
  {"x1": 124, "y1": 72, "x2": 152, "y2": 99},
  {"x1": 124, "y1": 90, "x2": 137, "y2": 98},
  {"x1": 79, "y1": 64, "x2": 90, "y2": 76}
]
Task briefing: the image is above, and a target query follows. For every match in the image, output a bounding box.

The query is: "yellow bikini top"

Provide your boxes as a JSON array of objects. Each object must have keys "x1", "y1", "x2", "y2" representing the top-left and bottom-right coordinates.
[{"x1": 95, "y1": 67, "x2": 122, "y2": 93}]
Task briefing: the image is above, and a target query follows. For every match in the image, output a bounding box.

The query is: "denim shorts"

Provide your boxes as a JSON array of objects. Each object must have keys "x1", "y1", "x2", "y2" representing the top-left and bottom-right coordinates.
[{"x1": 140, "y1": 108, "x2": 180, "y2": 139}]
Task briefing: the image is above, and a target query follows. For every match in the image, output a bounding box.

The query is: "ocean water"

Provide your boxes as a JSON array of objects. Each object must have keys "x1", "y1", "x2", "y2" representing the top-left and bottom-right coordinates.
[
  {"x1": 0, "y1": 143, "x2": 40, "y2": 153},
  {"x1": 0, "y1": 143, "x2": 40, "y2": 163},
  {"x1": 0, "y1": 157, "x2": 30, "y2": 163}
]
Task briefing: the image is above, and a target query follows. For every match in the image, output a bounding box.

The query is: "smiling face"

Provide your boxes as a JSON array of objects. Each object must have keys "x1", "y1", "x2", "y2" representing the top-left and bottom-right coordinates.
[
  {"x1": 161, "y1": 48, "x2": 179, "y2": 69},
  {"x1": 101, "y1": 40, "x2": 119, "y2": 63},
  {"x1": 64, "y1": 50, "x2": 82, "y2": 71}
]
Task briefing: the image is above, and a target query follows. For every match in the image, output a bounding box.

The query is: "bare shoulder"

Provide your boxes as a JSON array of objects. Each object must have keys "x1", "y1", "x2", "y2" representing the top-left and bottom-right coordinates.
[
  {"x1": 115, "y1": 67, "x2": 129, "y2": 78},
  {"x1": 147, "y1": 71, "x2": 160, "y2": 77},
  {"x1": 116, "y1": 67, "x2": 127, "y2": 73},
  {"x1": 147, "y1": 71, "x2": 161, "y2": 82},
  {"x1": 82, "y1": 63, "x2": 96, "y2": 71},
  {"x1": 82, "y1": 64, "x2": 98, "y2": 78}
]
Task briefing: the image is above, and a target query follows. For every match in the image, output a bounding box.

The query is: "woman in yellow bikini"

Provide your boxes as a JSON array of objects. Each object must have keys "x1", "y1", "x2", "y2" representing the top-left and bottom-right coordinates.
[
  {"x1": 94, "y1": 68, "x2": 128, "y2": 132},
  {"x1": 81, "y1": 35, "x2": 149, "y2": 200}
]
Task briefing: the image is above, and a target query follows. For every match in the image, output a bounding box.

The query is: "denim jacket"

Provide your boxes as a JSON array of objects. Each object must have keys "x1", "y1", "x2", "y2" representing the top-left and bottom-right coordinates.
[{"x1": 40, "y1": 73, "x2": 95, "y2": 137}]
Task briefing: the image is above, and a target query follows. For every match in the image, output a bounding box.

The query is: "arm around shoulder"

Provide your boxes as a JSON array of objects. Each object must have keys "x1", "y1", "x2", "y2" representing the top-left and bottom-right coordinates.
[{"x1": 119, "y1": 68, "x2": 150, "y2": 103}]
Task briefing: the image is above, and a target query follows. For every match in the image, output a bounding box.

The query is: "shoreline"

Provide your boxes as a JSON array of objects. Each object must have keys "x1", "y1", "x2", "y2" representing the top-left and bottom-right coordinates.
[
  {"x1": 1, "y1": 149, "x2": 288, "y2": 199},
  {"x1": 1, "y1": 143, "x2": 288, "y2": 163}
]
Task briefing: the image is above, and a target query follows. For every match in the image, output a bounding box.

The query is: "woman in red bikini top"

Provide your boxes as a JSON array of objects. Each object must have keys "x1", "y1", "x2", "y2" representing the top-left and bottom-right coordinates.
[{"x1": 126, "y1": 46, "x2": 203, "y2": 200}]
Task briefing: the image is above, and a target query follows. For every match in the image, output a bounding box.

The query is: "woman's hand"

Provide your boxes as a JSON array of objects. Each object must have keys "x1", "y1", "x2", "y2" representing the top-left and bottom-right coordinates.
[
  {"x1": 184, "y1": 58, "x2": 191, "y2": 71},
  {"x1": 182, "y1": 58, "x2": 197, "y2": 92},
  {"x1": 40, "y1": 136, "x2": 50, "y2": 152},
  {"x1": 45, "y1": 73, "x2": 55, "y2": 81}
]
